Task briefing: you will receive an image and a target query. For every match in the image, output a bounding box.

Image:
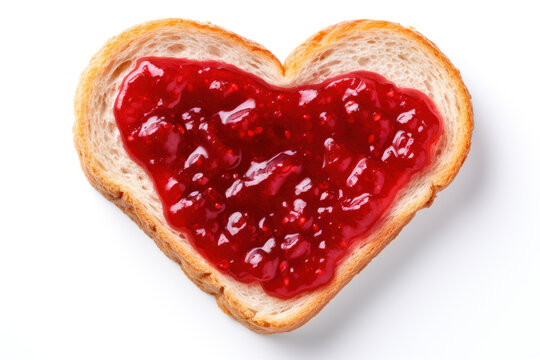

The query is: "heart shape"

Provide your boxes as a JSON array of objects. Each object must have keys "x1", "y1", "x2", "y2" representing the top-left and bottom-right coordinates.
[{"x1": 114, "y1": 57, "x2": 441, "y2": 298}]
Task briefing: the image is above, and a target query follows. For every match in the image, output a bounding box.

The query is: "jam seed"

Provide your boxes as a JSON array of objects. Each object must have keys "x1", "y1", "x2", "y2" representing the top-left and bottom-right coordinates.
[
  {"x1": 373, "y1": 112, "x2": 382, "y2": 121},
  {"x1": 197, "y1": 177, "x2": 208, "y2": 185},
  {"x1": 218, "y1": 260, "x2": 229, "y2": 270}
]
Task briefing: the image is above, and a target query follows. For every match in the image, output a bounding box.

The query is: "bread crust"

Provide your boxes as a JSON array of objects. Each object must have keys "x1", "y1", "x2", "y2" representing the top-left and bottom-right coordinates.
[{"x1": 74, "y1": 19, "x2": 473, "y2": 333}]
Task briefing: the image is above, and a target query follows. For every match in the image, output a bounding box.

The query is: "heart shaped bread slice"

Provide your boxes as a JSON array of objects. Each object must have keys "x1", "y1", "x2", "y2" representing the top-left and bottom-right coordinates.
[{"x1": 74, "y1": 19, "x2": 473, "y2": 333}]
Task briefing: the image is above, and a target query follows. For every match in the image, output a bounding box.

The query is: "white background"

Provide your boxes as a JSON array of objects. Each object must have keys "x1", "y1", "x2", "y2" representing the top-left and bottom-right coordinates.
[{"x1": 1, "y1": 0, "x2": 539, "y2": 359}]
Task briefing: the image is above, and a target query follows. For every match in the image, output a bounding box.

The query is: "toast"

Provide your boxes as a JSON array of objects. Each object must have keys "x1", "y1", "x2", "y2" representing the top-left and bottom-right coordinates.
[{"x1": 74, "y1": 19, "x2": 473, "y2": 333}]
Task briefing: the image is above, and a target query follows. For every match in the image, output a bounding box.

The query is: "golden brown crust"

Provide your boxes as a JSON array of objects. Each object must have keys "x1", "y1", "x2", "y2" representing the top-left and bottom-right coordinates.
[{"x1": 74, "y1": 19, "x2": 473, "y2": 334}]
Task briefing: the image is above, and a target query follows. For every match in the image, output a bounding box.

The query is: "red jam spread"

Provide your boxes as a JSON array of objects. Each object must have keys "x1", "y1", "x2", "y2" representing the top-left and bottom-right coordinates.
[{"x1": 114, "y1": 57, "x2": 442, "y2": 298}]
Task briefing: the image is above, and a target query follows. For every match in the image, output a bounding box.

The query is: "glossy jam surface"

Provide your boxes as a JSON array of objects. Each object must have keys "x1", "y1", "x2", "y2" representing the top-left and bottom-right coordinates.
[{"x1": 114, "y1": 57, "x2": 442, "y2": 298}]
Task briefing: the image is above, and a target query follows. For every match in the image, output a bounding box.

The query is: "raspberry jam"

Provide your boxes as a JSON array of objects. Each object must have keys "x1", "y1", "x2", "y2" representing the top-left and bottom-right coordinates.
[{"x1": 114, "y1": 57, "x2": 442, "y2": 298}]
